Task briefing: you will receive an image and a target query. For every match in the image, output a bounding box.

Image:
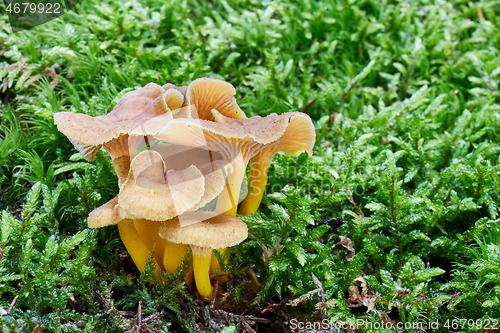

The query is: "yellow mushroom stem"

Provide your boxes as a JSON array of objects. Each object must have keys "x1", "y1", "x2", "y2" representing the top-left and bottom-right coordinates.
[
  {"x1": 210, "y1": 152, "x2": 248, "y2": 289},
  {"x1": 159, "y1": 214, "x2": 247, "y2": 300},
  {"x1": 163, "y1": 240, "x2": 188, "y2": 272},
  {"x1": 191, "y1": 245, "x2": 214, "y2": 299},
  {"x1": 117, "y1": 219, "x2": 162, "y2": 279},
  {"x1": 210, "y1": 248, "x2": 229, "y2": 284},
  {"x1": 238, "y1": 153, "x2": 271, "y2": 216},
  {"x1": 247, "y1": 269, "x2": 262, "y2": 294},
  {"x1": 215, "y1": 154, "x2": 247, "y2": 216},
  {"x1": 163, "y1": 240, "x2": 194, "y2": 288},
  {"x1": 134, "y1": 219, "x2": 166, "y2": 271}
]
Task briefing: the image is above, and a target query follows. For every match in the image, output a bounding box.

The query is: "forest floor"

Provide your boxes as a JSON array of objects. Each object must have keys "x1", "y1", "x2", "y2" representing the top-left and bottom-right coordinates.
[{"x1": 1, "y1": 0, "x2": 500, "y2": 332}]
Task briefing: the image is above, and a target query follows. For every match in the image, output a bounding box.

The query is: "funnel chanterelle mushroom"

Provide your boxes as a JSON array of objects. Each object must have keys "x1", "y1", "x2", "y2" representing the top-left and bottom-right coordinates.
[
  {"x1": 54, "y1": 78, "x2": 315, "y2": 296},
  {"x1": 55, "y1": 82, "x2": 187, "y2": 276},
  {"x1": 61, "y1": 78, "x2": 245, "y2": 275},
  {"x1": 54, "y1": 83, "x2": 184, "y2": 161},
  {"x1": 159, "y1": 212, "x2": 248, "y2": 299},
  {"x1": 111, "y1": 78, "x2": 252, "y2": 277},
  {"x1": 142, "y1": 108, "x2": 314, "y2": 288},
  {"x1": 153, "y1": 109, "x2": 315, "y2": 216},
  {"x1": 238, "y1": 113, "x2": 315, "y2": 215}
]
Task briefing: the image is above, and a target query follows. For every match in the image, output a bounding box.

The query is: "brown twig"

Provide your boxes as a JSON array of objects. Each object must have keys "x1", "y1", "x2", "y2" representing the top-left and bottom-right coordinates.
[
  {"x1": 300, "y1": 97, "x2": 317, "y2": 113},
  {"x1": 211, "y1": 279, "x2": 219, "y2": 309},
  {"x1": 211, "y1": 309, "x2": 270, "y2": 324},
  {"x1": 137, "y1": 301, "x2": 142, "y2": 327},
  {"x1": 358, "y1": 43, "x2": 365, "y2": 60},
  {"x1": 142, "y1": 312, "x2": 163, "y2": 323},
  {"x1": 478, "y1": 5, "x2": 486, "y2": 21},
  {"x1": 119, "y1": 311, "x2": 135, "y2": 316},
  {"x1": 346, "y1": 187, "x2": 365, "y2": 218},
  {"x1": 7, "y1": 295, "x2": 19, "y2": 315},
  {"x1": 260, "y1": 300, "x2": 286, "y2": 315},
  {"x1": 311, "y1": 273, "x2": 328, "y2": 320}
]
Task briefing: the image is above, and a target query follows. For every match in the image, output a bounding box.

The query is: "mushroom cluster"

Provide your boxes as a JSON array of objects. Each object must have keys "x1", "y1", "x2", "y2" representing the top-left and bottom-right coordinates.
[{"x1": 54, "y1": 78, "x2": 315, "y2": 299}]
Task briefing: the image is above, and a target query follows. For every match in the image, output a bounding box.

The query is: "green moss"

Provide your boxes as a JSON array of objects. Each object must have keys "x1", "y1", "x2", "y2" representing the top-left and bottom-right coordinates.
[{"x1": 1, "y1": 0, "x2": 500, "y2": 331}]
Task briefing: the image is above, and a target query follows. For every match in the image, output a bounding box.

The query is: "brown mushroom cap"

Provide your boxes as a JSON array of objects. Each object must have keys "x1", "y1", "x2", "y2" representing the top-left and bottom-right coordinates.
[
  {"x1": 149, "y1": 144, "x2": 233, "y2": 213},
  {"x1": 118, "y1": 150, "x2": 206, "y2": 221},
  {"x1": 159, "y1": 212, "x2": 248, "y2": 248},
  {"x1": 154, "y1": 110, "x2": 308, "y2": 163},
  {"x1": 255, "y1": 112, "x2": 315, "y2": 159},
  {"x1": 162, "y1": 83, "x2": 188, "y2": 97},
  {"x1": 157, "y1": 145, "x2": 232, "y2": 212},
  {"x1": 87, "y1": 196, "x2": 128, "y2": 228},
  {"x1": 54, "y1": 84, "x2": 183, "y2": 161},
  {"x1": 184, "y1": 78, "x2": 246, "y2": 121},
  {"x1": 117, "y1": 144, "x2": 232, "y2": 221}
]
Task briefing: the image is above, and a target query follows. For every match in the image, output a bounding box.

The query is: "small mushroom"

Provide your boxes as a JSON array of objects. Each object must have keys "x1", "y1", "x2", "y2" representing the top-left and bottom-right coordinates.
[
  {"x1": 183, "y1": 78, "x2": 246, "y2": 121},
  {"x1": 159, "y1": 212, "x2": 248, "y2": 299},
  {"x1": 238, "y1": 113, "x2": 315, "y2": 215},
  {"x1": 54, "y1": 83, "x2": 183, "y2": 161},
  {"x1": 119, "y1": 150, "x2": 205, "y2": 221},
  {"x1": 117, "y1": 149, "x2": 231, "y2": 272},
  {"x1": 154, "y1": 110, "x2": 315, "y2": 216},
  {"x1": 118, "y1": 149, "x2": 231, "y2": 221}
]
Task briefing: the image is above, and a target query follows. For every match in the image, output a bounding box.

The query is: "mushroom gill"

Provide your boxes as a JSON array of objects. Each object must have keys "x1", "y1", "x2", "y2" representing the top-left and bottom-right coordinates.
[{"x1": 183, "y1": 78, "x2": 247, "y2": 121}]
